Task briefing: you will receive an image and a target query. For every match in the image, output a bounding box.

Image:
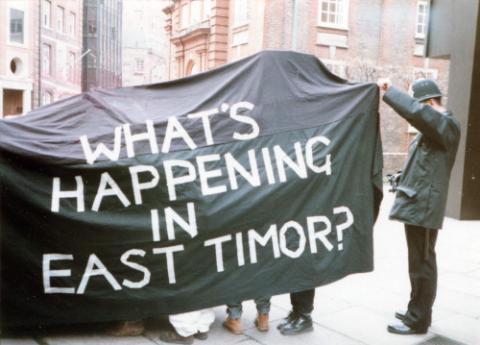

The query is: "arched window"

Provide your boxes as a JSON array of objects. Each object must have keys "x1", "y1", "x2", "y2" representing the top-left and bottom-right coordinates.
[{"x1": 186, "y1": 60, "x2": 200, "y2": 76}]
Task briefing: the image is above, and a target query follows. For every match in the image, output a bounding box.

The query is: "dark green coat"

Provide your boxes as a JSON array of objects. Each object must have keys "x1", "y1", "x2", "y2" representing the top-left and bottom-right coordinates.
[{"x1": 383, "y1": 87, "x2": 461, "y2": 230}]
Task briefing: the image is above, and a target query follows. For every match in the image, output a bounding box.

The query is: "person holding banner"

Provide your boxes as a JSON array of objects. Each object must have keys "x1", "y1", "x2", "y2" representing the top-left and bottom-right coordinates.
[
  {"x1": 277, "y1": 289, "x2": 315, "y2": 335},
  {"x1": 377, "y1": 78, "x2": 460, "y2": 335},
  {"x1": 223, "y1": 297, "x2": 271, "y2": 334},
  {"x1": 159, "y1": 309, "x2": 216, "y2": 344}
]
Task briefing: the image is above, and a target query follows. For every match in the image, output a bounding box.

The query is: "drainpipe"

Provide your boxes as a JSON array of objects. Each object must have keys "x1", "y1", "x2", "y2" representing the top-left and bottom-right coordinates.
[
  {"x1": 291, "y1": 0, "x2": 298, "y2": 50},
  {"x1": 38, "y1": 0, "x2": 42, "y2": 108}
]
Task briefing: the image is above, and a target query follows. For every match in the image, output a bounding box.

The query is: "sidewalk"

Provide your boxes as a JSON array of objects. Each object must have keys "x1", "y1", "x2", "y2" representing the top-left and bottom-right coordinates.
[{"x1": 3, "y1": 189, "x2": 480, "y2": 345}]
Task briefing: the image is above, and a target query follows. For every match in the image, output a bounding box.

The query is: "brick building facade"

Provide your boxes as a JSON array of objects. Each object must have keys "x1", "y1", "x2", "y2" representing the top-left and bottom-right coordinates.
[{"x1": 163, "y1": 0, "x2": 449, "y2": 172}]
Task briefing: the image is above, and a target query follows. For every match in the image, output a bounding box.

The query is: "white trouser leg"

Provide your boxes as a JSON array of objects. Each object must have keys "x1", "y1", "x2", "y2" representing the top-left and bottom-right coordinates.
[
  {"x1": 196, "y1": 308, "x2": 215, "y2": 333},
  {"x1": 169, "y1": 309, "x2": 215, "y2": 337}
]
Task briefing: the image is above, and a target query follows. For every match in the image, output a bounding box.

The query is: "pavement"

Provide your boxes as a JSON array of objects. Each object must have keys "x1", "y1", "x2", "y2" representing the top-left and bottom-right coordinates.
[{"x1": 2, "y1": 188, "x2": 480, "y2": 345}]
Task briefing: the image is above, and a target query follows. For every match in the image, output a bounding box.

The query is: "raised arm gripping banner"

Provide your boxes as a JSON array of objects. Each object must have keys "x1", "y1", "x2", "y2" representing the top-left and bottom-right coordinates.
[{"x1": 0, "y1": 51, "x2": 383, "y2": 327}]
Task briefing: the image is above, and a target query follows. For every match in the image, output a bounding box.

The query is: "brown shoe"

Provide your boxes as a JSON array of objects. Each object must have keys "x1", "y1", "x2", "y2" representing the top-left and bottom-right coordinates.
[
  {"x1": 158, "y1": 329, "x2": 194, "y2": 344},
  {"x1": 223, "y1": 317, "x2": 243, "y2": 335},
  {"x1": 255, "y1": 313, "x2": 269, "y2": 332},
  {"x1": 106, "y1": 320, "x2": 145, "y2": 336}
]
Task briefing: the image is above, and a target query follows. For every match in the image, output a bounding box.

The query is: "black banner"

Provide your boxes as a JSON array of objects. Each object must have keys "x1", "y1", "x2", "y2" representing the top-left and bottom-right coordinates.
[{"x1": 0, "y1": 51, "x2": 383, "y2": 327}]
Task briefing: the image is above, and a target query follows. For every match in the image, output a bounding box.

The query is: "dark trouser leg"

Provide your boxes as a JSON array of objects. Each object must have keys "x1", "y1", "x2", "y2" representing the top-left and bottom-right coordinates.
[
  {"x1": 255, "y1": 296, "x2": 271, "y2": 315},
  {"x1": 404, "y1": 224, "x2": 438, "y2": 330},
  {"x1": 226, "y1": 302, "x2": 242, "y2": 319},
  {"x1": 290, "y1": 289, "x2": 315, "y2": 316}
]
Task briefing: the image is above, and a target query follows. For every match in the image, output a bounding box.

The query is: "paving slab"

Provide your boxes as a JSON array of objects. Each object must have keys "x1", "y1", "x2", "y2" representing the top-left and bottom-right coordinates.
[
  {"x1": 438, "y1": 272, "x2": 480, "y2": 298},
  {"x1": 40, "y1": 334, "x2": 156, "y2": 345},
  {"x1": 434, "y1": 287, "x2": 480, "y2": 318},
  {"x1": 315, "y1": 306, "x2": 435, "y2": 345},
  {"x1": 244, "y1": 321, "x2": 364, "y2": 345},
  {"x1": 431, "y1": 314, "x2": 480, "y2": 345}
]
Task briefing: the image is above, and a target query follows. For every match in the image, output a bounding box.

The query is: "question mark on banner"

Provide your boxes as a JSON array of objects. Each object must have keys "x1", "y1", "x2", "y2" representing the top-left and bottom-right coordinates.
[{"x1": 333, "y1": 206, "x2": 354, "y2": 251}]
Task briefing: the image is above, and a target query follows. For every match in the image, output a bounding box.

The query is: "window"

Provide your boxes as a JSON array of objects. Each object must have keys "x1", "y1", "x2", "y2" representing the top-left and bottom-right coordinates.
[
  {"x1": 88, "y1": 20, "x2": 96, "y2": 34},
  {"x1": 9, "y1": 9, "x2": 24, "y2": 44},
  {"x1": 232, "y1": 30, "x2": 248, "y2": 46},
  {"x1": 135, "y1": 58, "x2": 144, "y2": 73},
  {"x1": 204, "y1": 0, "x2": 211, "y2": 19},
  {"x1": 68, "y1": 12, "x2": 76, "y2": 37},
  {"x1": 57, "y1": 6, "x2": 65, "y2": 32},
  {"x1": 416, "y1": 1, "x2": 429, "y2": 39},
  {"x1": 413, "y1": 67, "x2": 438, "y2": 81},
  {"x1": 181, "y1": 4, "x2": 189, "y2": 28},
  {"x1": 43, "y1": 0, "x2": 51, "y2": 28},
  {"x1": 191, "y1": 0, "x2": 201, "y2": 24},
  {"x1": 42, "y1": 43, "x2": 51, "y2": 76},
  {"x1": 234, "y1": 0, "x2": 249, "y2": 26},
  {"x1": 323, "y1": 59, "x2": 348, "y2": 79},
  {"x1": 10, "y1": 57, "x2": 24, "y2": 75},
  {"x1": 42, "y1": 91, "x2": 53, "y2": 106},
  {"x1": 186, "y1": 60, "x2": 200, "y2": 76},
  {"x1": 67, "y1": 52, "x2": 76, "y2": 82},
  {"x1": 318, "y1": 0, "x2": 349, "y2": 29}
]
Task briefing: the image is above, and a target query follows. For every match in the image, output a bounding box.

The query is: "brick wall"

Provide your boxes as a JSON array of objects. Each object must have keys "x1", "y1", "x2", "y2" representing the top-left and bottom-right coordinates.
[{"x1": 164, "y1": 0, "x2": 451, "y2": 173}]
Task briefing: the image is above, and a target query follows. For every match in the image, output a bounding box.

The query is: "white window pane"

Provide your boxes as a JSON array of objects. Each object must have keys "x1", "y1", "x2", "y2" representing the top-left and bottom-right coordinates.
[
  {"x1": 43, "y1": 0, "x2": 51, "y2": 27},
  {"x1": 204, "y1": 0, "x2": 211, "y2": 18},
  {"x1": 181, "y1": 5, "x2": 189, "y2": 27},
  {"x1": 10, "y1": 9, "x2": 24, "y2": 44},
  {"x1": 191, "y1": 0, "x2": 201, "y2": 23}
]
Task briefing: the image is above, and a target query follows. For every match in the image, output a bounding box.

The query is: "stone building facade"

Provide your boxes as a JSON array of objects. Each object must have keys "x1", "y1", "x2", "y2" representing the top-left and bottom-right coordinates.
[
  {"x1": 163, "y1": 0, "x2": 449, "y2": 172},
  {"x1": 36, "y1": 0, "x2": 83, "y2": 107},
  {"x1": 0, "y1": 0, "x2": 82, "y2": 118},
  {"x1": 122, "y1": 0, "x2": 169, "y2": 86}
]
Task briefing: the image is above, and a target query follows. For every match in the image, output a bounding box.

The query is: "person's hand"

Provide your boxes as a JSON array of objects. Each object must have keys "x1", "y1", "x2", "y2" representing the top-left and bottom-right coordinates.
[{"x1": 377, "y1": 78, "x2": 392, "y2": 91}]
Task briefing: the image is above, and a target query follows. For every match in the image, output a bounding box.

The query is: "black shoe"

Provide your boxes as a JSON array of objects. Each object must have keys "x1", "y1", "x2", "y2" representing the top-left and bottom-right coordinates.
[
  {"x1": 395, "y1": 310, "x2": 407, "y2": 321},
  {"x1": 277, "y1": 311, "x2": 296, "y2": 330},
  {"x1": 279, "y1": 314, "x2": 313, "y2": 335},
  {"x1": 387, "y1": 323, "x2": 427, "y2": 335},
  {"x1": 193, "y1": 331, "x2": 208, "y2": 340}
]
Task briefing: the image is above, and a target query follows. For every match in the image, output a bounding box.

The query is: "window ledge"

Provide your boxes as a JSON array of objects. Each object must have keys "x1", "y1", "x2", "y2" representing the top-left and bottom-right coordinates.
[
  {"x1": 7, "y1": 41, "x2": 27, "y2": 48},
  {"x1": 317, "y1": 24, "x2": 349, "y2": 31},
  {"x1": 232, "y1": 23, "x2": 249, "y2": 33}
]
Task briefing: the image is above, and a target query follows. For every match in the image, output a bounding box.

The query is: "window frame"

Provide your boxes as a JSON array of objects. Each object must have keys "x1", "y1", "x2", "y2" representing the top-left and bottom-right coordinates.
[
  {"x1": 68, "y1": 11, "x2": 76, "y2": 37},
  {"x1": 43, "y1": 0, "x2": 52, "y2": 28},
  {"x1": 135, "y1": 58, "x2": 145, "y2": 74},
  {"x1": 67, "y1": 51, "x2": 76, "y2": 82},
  {"x1": 318, "y1": 0, "x2": 349, "y2": 30},
  {"x1": 8, "y1": 8, "x2": 25, "y2": 46},
  {"x1": 233, "y1": 0, "x2": 249, "y2": 27},
  {"x1": 42, "y1": 90, "x2": 54, "y2": 106},
  {"x1": 415, "y1": 0, "x2": 429, "y2": 39},
  {"x1": 42, "y1": 43, "x2": 52, "y2": 76},
  {"x1": 57, "y1": 6, "x2": 65, "y2": 33},
  {"x1": 322, "y1": 58, "x2": 348, "y2": 79}
]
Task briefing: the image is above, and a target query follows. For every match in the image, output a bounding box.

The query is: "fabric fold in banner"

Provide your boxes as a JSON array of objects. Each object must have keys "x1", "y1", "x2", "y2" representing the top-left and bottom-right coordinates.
[{"x1": 0, "y1": 50, "x2": 383, "y2": 327}]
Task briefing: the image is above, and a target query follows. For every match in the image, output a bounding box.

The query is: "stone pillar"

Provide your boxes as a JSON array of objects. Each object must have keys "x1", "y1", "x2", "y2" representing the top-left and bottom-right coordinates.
[
  {"x1": 23, "y1": 86, "x2": 32, "y2": 115},
  {"x1": 427, "y1": 0, "x2": 480, "y2": 219}
]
